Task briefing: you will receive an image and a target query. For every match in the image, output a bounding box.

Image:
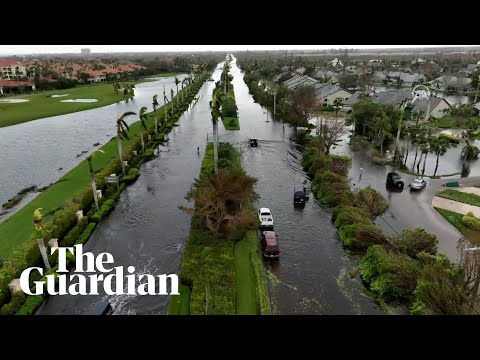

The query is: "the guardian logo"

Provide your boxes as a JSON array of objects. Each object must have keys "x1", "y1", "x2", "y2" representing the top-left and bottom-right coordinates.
[{"x1": 20, "y1": 245, "x2": 179, "y2": 296}]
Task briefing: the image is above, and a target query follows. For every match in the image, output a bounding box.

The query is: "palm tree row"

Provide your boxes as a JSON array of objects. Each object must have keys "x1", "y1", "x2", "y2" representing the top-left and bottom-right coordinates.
[{"x1": 33, "y1": 70, "x2": 211, "y2": 271}]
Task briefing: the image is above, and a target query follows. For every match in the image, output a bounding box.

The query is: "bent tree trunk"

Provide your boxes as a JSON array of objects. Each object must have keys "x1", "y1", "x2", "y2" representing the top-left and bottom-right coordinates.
[
  {"x1": 140, "y1": 130, "x2": 145, "y2": 152},
  {"x1": 412, "y1": 146, "x2": 419, "y2": 171},
  {"x1": 417, "y1": 152, "x2": 423, "y2": 174},
  {"x1": 87, "y1": 157, "x2": 99, "y2": 211},
  {"x1": 37, "y1": 238, "x2": 51, "y2": 270},
  {"x1": 404, "y1": 137, "x2": 409, "y2": 166},
  {"x1": 434, "y1": 153, "x2": 440, "y2": 177},
  {"x1": 422, "y1": 152, "x2": 428, "y2": 175},
  {"x1": 117, "y1": 137, "x2": 125, "y2": 175}
]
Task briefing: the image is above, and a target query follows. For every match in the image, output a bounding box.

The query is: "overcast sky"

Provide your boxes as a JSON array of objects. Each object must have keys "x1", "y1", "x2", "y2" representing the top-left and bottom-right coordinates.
[{"x1": 0, "y1": 45, "x2": 474, "y2": 55}]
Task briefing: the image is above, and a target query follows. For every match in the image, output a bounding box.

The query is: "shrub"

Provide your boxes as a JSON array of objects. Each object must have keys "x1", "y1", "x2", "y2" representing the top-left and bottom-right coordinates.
[
  {"x1": 0, "y1": 292, "x2": 26, "y2": 315},
  {"x1": 61, "y1": 217, "x2": 88, "y2": 247},
  {"x1": 461, "y1": 211, "x2": 480, "y2": 231},
  {"x1": 361, "y1": 245, "x2": 421, "y2": 303},
  {"x1": 312, "y1": 171, "x2": 354, "y2": 208},
  {"x1": 330, "y1": 155, "x2": 352, "y2": 176},
  {"x1": 355, "y1": 187, "x2": 388, "y2": 217},
  {"x1": 72, "y1": 186, "x2": 94, "y2": 211},
  {"x1": 75, "y1": 223, "x2": 97, "y2": 245},
  {"x1": 334, "y1": 206, "x2": 372, "y2": 228},
  {"x1": 338, "y1": 223, "x2": 387, "y2": 249},
  {"x1": 16, "y1": 295, "x2": 44, "y2": 315},
  {"x1": 90, "y1": 199, "x2": 115, "y2": 223},
  {"x1": 51, "y1": 203, "x2": 78, "y2": 240},
  {"x1": 227, "y1": 226, "x2": 246, "y2": 242},
  {"x1": 121, "y1": 167, "x2": 140, "y2": 185},
  {"x1": 391, "y1": 228, "x2": 438, "y2": 259},
  {"x1": 410, "y1": 254, "x2": 469, "y2": 315},
  {"x1": 439, "y1": 132, "x2": 460, "y2": 144},
  {"x1": 222, "y1": 97, "x2": 238, "y2": 117}
]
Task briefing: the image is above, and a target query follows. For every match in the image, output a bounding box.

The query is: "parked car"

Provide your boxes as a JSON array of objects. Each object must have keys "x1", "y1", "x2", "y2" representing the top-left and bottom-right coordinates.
[
  {"x1": 409, "y1": 178, "x2": 427, "y2": 191},
  {"x1": 258, "y1": 208, "x2": 274, "y2": 229},
  {"x1": 260, "y1": 231, "x2": 280, "y2": 259},
  {"x1": 386, "y1": 172, "x2": 404, "y2": 189}
]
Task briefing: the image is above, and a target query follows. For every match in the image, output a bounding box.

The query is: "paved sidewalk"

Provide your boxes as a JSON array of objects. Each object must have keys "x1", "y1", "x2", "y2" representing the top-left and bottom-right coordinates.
[{"x1": 432, "y1": 196, "x2": 480, "y2": 217}]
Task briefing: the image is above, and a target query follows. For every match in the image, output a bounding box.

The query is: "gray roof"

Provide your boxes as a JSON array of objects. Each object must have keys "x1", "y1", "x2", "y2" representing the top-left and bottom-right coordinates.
[
  {"x1": 343, "y1": 93, "x2": 363, "y2": 107},
  {"x1": 370, "y1": 89, "x2": 413, "y2": 107},
  {"x1": 411, "y1": 97, "x2": 449, "y2": 113},
  {"x1": 282, "y1": 75, "x2": 319, "y2": 90},
  {"x1": 400, "y1": 73, "x2": 425, "y2": 83},
  {"x1": 273, "y1": 72, "x2": 288, "y2": 82},
  {"x1": 314, "y1": 84, "x2": 351, "y2": 99}
]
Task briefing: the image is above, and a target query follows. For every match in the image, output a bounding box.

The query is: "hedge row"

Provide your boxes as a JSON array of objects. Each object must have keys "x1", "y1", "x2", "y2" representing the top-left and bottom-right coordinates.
[{"x1": 301, "y1": 142, "x2": 468, "y2": 314}]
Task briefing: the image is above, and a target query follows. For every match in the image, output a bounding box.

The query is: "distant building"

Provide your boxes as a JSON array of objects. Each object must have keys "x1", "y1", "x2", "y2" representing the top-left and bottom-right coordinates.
[
  {"x1": 0, "y1": 59, "x2": 27, "y2": 80},
  {"x1": 81, "y1": 48, "x2": 91, "y2": 55}
]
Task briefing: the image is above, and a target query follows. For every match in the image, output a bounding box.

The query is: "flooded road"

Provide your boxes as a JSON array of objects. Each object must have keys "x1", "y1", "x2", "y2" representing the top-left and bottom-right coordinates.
[
  {"x1": 38, "y1": 58, "x2": 384, "y2": 315},
  {"x1": 0, "y1": 75, "x2": 187, "y2": 211}
]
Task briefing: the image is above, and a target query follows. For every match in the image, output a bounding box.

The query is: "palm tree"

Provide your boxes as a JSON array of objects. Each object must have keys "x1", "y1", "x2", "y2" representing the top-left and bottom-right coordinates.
[
  {"x1": 33, "y1": 208, "x2": 51, "y2": 270},
  {"x1": 430, "y1": 136, "x2": 451, "y2": 177},
  {"x1": 128, "y1": 84, "x2": 135, "y2": 96},
  {"x1": 139, "y1": 107, "x2": 148, "y2": 151},
  {"x1": 174, "y1": 77, "x2": 180, "y2": 107},
  {"x1": 116, "y1": 111, "x2": 136, "y2": 175},
  {"x1": 420, "y1": 140, "x2": 431, "y2": 176},
  {"x1": 171, "y1": 88, "x2": 176, "y2": 112},
  {"x1": 411, "y1": 126, "x2": 428, "y2": 172},
  {"x1": 152, "y1": 95, "x2": 159, "y2": 134},
  {"x1": 113, "y1": 82, "x2": 120, "y2": 94},
  {"x1": 403, "y1": 126, "x2": 412, "y2": 166},
  {"x1": 333, "y1": 98, "x2": 342, "y2": 117},
  {"x1": 87, "y1": 149, "x2": 105, "y2": 211},
  {"x1": 209, "y1": 89, "x2": 223, "y2": 174},
  {"x1": 163, "y1": 87, "x2": 169, "y2": 123}
]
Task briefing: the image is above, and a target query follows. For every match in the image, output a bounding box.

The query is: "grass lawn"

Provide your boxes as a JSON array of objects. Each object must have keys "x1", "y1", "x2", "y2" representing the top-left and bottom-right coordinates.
[
  {"x1": 0, "y1": 115, "x2": 157, "y2": 258},
  {"x1": 168, "y1": 284, "x2": 191, "y2": 315},
  {"x1": 221, "y1": 88, "x2": 240, "y2": 131},
  {"x1": 437, "y1": 189, "x2": 480, "y2": 207},
  {"x1": 0, "y1": 81, "x2": 143, "y2": 128},
  {"x1": 235, "y1": 232, "x2": 258, "y2": 314},
  {"x1": 431, "y1": 116, "x2": 480, "y2": 129},
  {"x1": 435, "y1": 207, "x2": 480, "y2": 244}
]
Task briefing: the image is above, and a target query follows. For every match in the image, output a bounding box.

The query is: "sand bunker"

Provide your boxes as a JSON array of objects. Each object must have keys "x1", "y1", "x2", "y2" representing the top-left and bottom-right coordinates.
[
  {"x1": 61, "y1": 99, "x2": 98, "y2": 103},
  {"x1": 0, "y1": 99, "x2": 30, "y2": 103},
  {"x1": 51, "y1": 94, "x2": 69, "y2": 98}
]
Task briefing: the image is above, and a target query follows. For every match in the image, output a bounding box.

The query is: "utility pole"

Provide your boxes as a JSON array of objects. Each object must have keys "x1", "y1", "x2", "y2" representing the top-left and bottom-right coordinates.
[{"x1": 273, "y1": 87, "x2": 277, "y2": 122}]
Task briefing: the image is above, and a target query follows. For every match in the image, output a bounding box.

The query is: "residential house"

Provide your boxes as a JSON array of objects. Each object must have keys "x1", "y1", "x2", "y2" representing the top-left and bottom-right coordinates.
[
  {"x1": 0, "y1": 59, "x2": 27, "y2": 80},
  {"x1": 342, "y1": 92, "x2": 364, "y2": 111},
  {"x1": 313, "y1": 83, "x2": 352, "y2": 106},
  {"x1": 314, "y1": 70, "x2": 337, "y2": 83},
  {"x1": 372, "y1": 71, "x2": 386, "y2": 83},
  {"x1": 400, "y1": 73, "x2": 426, "y2": 86},
  {"x1": 370, "y1": 89, "x2": 414, "y2": 108},
  {"x1": 428, "y1": 75, "x2": 458, "y2": 90},
  {"x1": 410, "y1": 96, "x2": 451, "y2": 119},
  {"x1": 295, "y1": 67, "x2": 306, "y2": 75},
  {"x1": 282, "y1": 75, "x2": 318, "y2": 90},
  {"x1": 84, "y1": 71, "x2": 107, "y2": 83}
]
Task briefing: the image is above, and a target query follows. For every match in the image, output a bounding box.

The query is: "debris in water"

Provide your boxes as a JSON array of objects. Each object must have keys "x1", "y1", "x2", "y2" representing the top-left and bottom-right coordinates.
[{"x1": 93, "y1": 142, "x2": 101, "y2": 146}]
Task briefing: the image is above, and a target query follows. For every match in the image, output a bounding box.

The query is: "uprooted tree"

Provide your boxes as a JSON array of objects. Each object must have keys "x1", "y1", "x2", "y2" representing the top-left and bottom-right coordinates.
[{"x1": 181, "y1": 168, "x2": 259, "y2": 237}]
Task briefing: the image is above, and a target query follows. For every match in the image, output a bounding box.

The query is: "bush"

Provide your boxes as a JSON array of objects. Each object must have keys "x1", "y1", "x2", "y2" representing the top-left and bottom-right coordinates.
[
  {"x1": 72, "y1": 186, "x2": 94, "y2": 212},
  {"x1": 0, "y1": 292, "x2": 26, "y2": 315},
  {"x1": 355, "y1": 187, "x2": 388, "y2": 217},
  {"x1": 338, "y1": 223, "x2": 387, "y2": 249},
  {"x1": 391, "y1": 228, "x2": 438, "y2": 259},
  {"x1": 361, "y1": 245, "x2": 421, "y2": 303},
  {"x1": 121, "y1": 167, "x2": 140, "y2": 185},
  {"x1": 221, "y1": 97, "x2": 238, "y2": 117},
  {"x1": 312, "y1": 171, "x2": 355, "y2": 208},
  {"x1": 461, "y1": 211, "x2": 480, "y2": 231},
  {"x1": 439, "y1": 132, "x2": 460, "y2": 144},
  {"x1": 61, "y1": 217, "x2": 88, "y2": 247},
  {"x1": 51, "y1": 203, "x2": 78, "y2": 240},
  {"x1": 334, "y1": 206, "x2": 372, "y2": 228},
  {"x1": 410, "y1": 254, "x2": 468, "y2": 315},
  {"x1": 16, "y1": 295, "x2": 44, "y2": 315},
  {"x1": 227, "y1": 226, "x2": 246, "y2": 242},
  {"x1": 75, "y1": 223, "x2": 97, "y2": 245},
  {"x1": 90, "y1": 199, "x2": 115, "y2": 223},
  {"x1": 330, "y1": 155, "x2": 352, "y2": 176}
]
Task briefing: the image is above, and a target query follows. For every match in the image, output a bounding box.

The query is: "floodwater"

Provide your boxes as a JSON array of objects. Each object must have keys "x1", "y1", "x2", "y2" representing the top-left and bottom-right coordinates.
[
  {"x1": 373, "y1": 86, "x2": 476, "y2": 105},
  {"x1": 0, "y1": 75, "x2": 187, "y2": 217},
  {"x1": 37, "y1": 58, "x2": 384, "y2": 315}
]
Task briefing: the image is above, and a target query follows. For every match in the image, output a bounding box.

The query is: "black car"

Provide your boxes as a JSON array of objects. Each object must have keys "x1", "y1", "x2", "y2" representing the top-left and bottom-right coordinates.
[
  {"x1": 386, "y1": 172, "x2": 404, "y2": 189},
  {"x1": 249, "y1": 139, "x2": 258, "y2": 147}
]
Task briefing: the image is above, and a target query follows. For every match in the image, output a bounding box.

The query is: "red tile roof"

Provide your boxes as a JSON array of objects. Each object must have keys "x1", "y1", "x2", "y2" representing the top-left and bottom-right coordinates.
[
  {"x1": 0, "y1": 80, "x2": 34, "y2": 87},
  {"x1": 0, "y1": 59, "x2": 23, "y2": 67}
]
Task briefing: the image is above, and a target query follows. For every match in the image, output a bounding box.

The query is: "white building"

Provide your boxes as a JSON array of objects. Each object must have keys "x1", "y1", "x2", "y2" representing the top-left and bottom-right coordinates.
[{"x1": 0, "y1": 59, "x2": 26, "y2": 80}]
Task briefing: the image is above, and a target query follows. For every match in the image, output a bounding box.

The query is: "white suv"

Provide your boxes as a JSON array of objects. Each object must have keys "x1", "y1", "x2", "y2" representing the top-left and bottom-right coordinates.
[{"x1": 258, "y1": 208, "x2": 274, "y2": 228}]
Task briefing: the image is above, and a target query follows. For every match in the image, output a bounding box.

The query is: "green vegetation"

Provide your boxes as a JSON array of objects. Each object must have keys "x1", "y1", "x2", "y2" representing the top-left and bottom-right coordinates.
[
  {"x1": 438, "y1": 132, "x2": 460, "y2": 144},
  {"x1": 302, "y1": 138, "x2": 478, "y2": 313},
  {"x1": 0, "y1": 81, "x2": 146, "y2": 127},
  {"x1": 218, "y1": 63, "x2": 240, "y2": 130},
  {"x1": 0, "y1": 72, "x2": 210, "y2": 314},
  {"x1": 167, "y1": 284, "x2": 191, "y2": 315},
  {"x1": 172, "y1": 142, "x2": 269, "y2": 315},
  {"x1": 462, "y1": 212, "x2": 480, "y2": 231},
  {"x1": 437, "y1": 189, "x2": 480, "y2": 206},
  {"x1": 435, "y1": 207, "x2": 480, "y2": 241}
]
